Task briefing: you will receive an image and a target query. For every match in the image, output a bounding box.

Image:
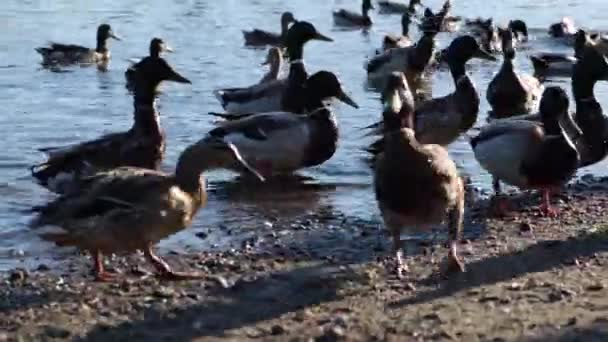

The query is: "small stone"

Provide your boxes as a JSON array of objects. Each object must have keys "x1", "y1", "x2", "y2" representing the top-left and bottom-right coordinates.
[
  {"x1": 271, "y1": 325, "x2": 286, "y2": 335},
  {"x1": 43, "y1": 325, "x2": 71, "y2": 339},
  {"x1": 519, "y1": 222, "x2": 533, "y2": 233},
  {"x1": 507, "y1": 282, "x2": 523, "y2": 291},
  {"x1": 195, "y1": 231, "x2": 208, "y2": 240},
  {"x1": 564, "y1": 317, "x2": 577, "y2": 326},
  {"x1": 36, "y1": 264, "x2": 50, "y2": 272},
  {"x1": 586, "y1": 282, "x2": 605, "y2": 291}
]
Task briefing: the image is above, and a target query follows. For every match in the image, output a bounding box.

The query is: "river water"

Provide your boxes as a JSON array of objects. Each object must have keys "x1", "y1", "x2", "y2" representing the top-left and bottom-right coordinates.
[{"x1": 1, "y1": 0, "x2": 607, "y2": 270}]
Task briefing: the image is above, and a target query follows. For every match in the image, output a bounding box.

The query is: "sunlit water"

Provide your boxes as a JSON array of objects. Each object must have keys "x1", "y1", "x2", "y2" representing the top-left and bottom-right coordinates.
[{"x1": 1, "y1": 0, "x2": 608, "y2": 270}]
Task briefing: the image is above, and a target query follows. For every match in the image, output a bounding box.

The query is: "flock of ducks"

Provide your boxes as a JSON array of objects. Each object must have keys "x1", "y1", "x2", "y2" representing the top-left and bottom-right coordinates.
[{"x1": 27, "y1": 0, "x2": 608, "y2": 280}]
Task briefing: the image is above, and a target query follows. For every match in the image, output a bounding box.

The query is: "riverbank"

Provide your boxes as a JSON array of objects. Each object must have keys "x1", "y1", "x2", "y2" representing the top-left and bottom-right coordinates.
[{"x1": 2, "y1": 180, "x2": 608, "y2": 341}]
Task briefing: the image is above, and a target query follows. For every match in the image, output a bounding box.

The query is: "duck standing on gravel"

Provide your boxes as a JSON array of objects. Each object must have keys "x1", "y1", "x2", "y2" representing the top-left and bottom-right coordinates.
[
  {"x1": 125, "y1": 38, "x2": 174, "y2": 91},
  {"x1": 374, "y1": 72, "x2": 465, "y2": 277},
  {"x1": 487, "y1": 28, "x2": 542, "y2": 118},
  {"x1": 31, "y1": 138, "x2": 265, "y2": 281},
  {"x1": 472, "y1": 87, "x2": 581, "y2": 217},
  {"x1": 31, "y1": 57, "x2": 191, "y2": 194},
  {"x1": 243, "y1": 12, "x2": 296, "y2": 47},
  {"x1": 36, "y1": 24, "x2": 121, "y2": 66},
  {"x1": 333, "y1": 0, "x2": 374, "y2": 28}
]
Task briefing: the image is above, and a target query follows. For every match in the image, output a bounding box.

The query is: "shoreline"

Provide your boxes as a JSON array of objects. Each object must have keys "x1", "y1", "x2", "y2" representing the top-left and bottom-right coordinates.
[{"x1": 2, "y1": 180, "x2": 608, "y2": 341}]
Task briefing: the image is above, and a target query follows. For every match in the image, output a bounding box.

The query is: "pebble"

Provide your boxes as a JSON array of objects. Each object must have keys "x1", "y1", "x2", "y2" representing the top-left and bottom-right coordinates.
[
  {"x1": 36, "y1": 264, "x2": 50, "y2": 272},
  {"x1": 43, "y1": 325, "x2": 71, "y2": 339},
  {"x1": 586, "y1": 282, "x2": 605, "y2": 291},
  {"x1": 195, "y1": 231, "x2": 209, "y2": 240},
  {"x1": 270, "y1": 324, "x2": 286, "y2": 335},
  {"x1": 9, "y1": 268, "x2": 28, "y2": 283}
]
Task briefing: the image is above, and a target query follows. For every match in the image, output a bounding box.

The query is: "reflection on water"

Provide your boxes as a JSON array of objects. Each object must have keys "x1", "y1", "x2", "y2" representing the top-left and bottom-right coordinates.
[{"x1": 1, "y1": 0, "x2": 608, "y2": 269}]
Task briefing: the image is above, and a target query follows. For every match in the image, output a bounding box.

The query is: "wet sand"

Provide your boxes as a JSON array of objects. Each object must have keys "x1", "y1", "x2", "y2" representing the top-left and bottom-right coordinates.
[{"x1": 2, "y1": 179, "x2": 608, "y2": 341}]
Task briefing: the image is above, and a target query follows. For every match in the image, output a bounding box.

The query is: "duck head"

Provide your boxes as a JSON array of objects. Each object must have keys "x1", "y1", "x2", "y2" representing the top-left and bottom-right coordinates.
[
  {"x1": 284, "y1": 21, "x2": 332, "y2": 59},
  {"x1": 499, "y1": 28, "x2": 516, "y2": 60},
  {"x1": 574, "y1": 30, "x2": 598, "y2": 59},
  {"x1": 362, "y1": 0, "x2": 375, "y2": 13},
  {"x1": 539, "y1": 86, "x2": 570, "y2": 131},
  {"x1": 549, "y1": 17, "x2": 576, "y2": 38},
  {"x1": 97, "y1": 24, "x2": 120, "y2": 42},
  {"x1": 574, "y1": 45, "x2": 608, "y2": 84},
  {"x1": 401, "y1": 12, "x2": 412, "y2": 36},
  {"x1": 382, "y1": 72, "x2": 415, "y2": 130},
  {"x1": 445, "y1": 35, "x2": 496, "y2": 63},
  {"x1": 508, "y1": 19, "x2": 529, "y2": 42},
  {"x1": 281, "y1": 12, "x2": 297, "y2": 27},
  {"x1": 149, "y1": 38, "x2": 173, "y2": 58},
  {"x1": 420, "y1": 8, "x2": 441, "y2": 36},
  {"x1": 132, "y1": 58, "x2": 191, "y2": 104},
  {"x1": 409, "y1": 0, "x2": 423, "y2": 10},
  {"x1": 306, "y1": 71, "x2": 359, "y2": 109}
]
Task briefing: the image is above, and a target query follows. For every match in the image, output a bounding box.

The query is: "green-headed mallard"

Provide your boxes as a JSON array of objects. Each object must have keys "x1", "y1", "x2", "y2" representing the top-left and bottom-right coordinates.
[
  {"x1": 36, "y1": 24, "x2": 121, "y2": 66},
  {"x1": 487, "y1": 28, "x2": 543, "y2": 118},
  {"x1": 367, "y1": 36, "x2": 496, "y2": 147},
  {"x1": 366, "y1": 10, "x2": 441, "y2": 89},
  {"x1": 206, "y1": 71, "x2": 357, "y2": 178},
  {"x1": 378, "y1": 0, "x2": 422, "y2": 15},
  {"x1": 243, "y1": 12, "x2": 296, "y2": 47},
  {"x1": 381, "y1": 11, "x2": 414, "y2": 52},
  {"x1": 31, "y1": 138, "x2": 264, "y2": 281},
  {"x1": 333, "y1": 0, "x2": 374, "y2": 28},
  {"x1": 374, "y1": 74, "x2": 465, "y2": 277},
  {"x1": 125, "y1": 38, "x2": 174, "y2": 91},
  {"x1": 31, "y1": 57, "x2": 191, "y2": 194},
  {"x1": 215, "y1": 21, "x2": 332, "y2": 114},
  {"x1": 472, "y1": 86, "x2": 580, "y2": 217}
]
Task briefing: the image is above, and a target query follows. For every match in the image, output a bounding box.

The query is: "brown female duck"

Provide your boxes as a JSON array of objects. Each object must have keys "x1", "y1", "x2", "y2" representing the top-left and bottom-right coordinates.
[
  {"x1": 31, "y1": 57, "x2": 191, "y2": 194},
  {"x1": 374, "y1": 74, "x2": 465, "y2": 277},
  {"x1": 333, "y1": 0, "x2": 374, "y2": 28},
  {"x1": 487, "y1": 28, "x2": 542, "y2": 118},
  {"x1": 36, "y1": 24, "x2": 121, "y2": 66},
  {"x1": 243, "y1": 12, "x2": 296, "y2": 47},
  {"x1": 378, "y1": 0, "x2": 422, "y2": 15},
  {"x1": 31, "y1": 138, "x2": 264, "y2": 281}
]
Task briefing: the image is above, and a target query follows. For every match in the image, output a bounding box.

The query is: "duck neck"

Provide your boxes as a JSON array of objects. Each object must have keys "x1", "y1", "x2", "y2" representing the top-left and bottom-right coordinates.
[
  {"x1": 132, "y1": 90, "x2": 162, "y2": 138},
  {"x1": 501, "y1": 58, "x2": 515, "y2": 73},
  {"x1": 447, "y1": 59, "x2": 466, "y2": 84},
  {"x1": 572, "y1": 66, "x2": 598, "y2": 102},
  {"x1": 411, "y1": 34, "x2": 436, "y2": 71},
  {"x1": 96, "y1": 37, "x2": 108, "y2": 53},
  {"x1": 174, "y1": 144, "x2": 214, "y2": 195},
  {"x1": 281, "y1": 19, "x2": 291, "y2": 36},
  {"x1": 286, "y1": 41, "x2": 305, "y2": 61},
  {"x1": 150, "y1": 46, "x2": 161, "y2": 58},
  {"x1": 268, "y1": 55, "x2": 282, "y2": 80}
]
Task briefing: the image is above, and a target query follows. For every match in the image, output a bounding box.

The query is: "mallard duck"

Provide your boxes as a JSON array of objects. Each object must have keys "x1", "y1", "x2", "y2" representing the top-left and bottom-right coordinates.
[
  {"x1": 374, "y1": 75, "x2": 465, "y2": 277},
  {"x1": 570, "y1": 45, "x2": 608, "y2": 167},
  {"x1": 471, "y1": 86, "x2": 580, "y2": 217},
  {"x1": 215, "y1": 21, "x2": 332, "y2": 114},
  {"x1": 243, "y1": 12, "x2": 296, "y2": 47},
  {"x1": 381, "y1": 11, "x2": 414, "y2": 52},
  {"x1": 367, "y1": 36, "x2": 496, "y2": 147},
  {"x1": 487, "y1": 28, "x2": 542, "y2": 118},
  {"x1": 31, "y1": 57, "x2": 191, "y2": 194},
  {"x1": 378, "y1": 0, "x2": 421, "y2": 15},
  {"x1": 366, "y1": 10, "x2": 441, "y2": 89},
  {"x1": 205, "y1": 71, "x2": 358, "y2": 178},
  {"x1": 31, "y1": 138, "x2": 264, "y2": 281},
  {"x1": 333, "y1": 0, "x2": 374, "y2": 28},
  {"x1": 35, "y1": 24, "x2": 121, "y2": 66},
  {"x1": 125, "y1": 38, "x2": 173, "y2": 91}
]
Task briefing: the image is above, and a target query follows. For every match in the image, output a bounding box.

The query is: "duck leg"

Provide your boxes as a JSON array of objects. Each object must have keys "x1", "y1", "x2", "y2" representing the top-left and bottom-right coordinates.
[
  {"x1": 391, "y1": 229, "x2": 409, "y2": 278},
  {"x1": 539, "y1": 189, "x2": 559, "y2": 217},
  {"x1": 445, "y1": 178, "x2": 466, "y2": 275},
  {"x1": 93, "y1": 250, "x2": 118, "y2": 282},
  {"x1": 490, "y1": 177, "x2": 511, "y2": 216},
  {"x1": 144, "y1": 245, "x2": 205, "y2": 280}
]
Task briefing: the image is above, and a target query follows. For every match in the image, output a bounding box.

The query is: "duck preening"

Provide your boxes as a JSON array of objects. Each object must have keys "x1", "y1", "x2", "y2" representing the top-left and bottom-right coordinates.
[
  {"x1": 333, "y1": 0, "x2": 374, "y2": 28},
  {"x1": 215, "y1": 21, "x2": 332, "y2": 114},
  {"x1": 30, "y1": 138, "x2": 264, "y2": 281},
  {"x1": 31, "y1": 57, "x2": 191, "y2": 194},
  {"x1": 206, "y1": 71, "x2": 357, "y2": 178},
  {"x1": 472, "y1": 86, "x2": 581, "y2": 217},
  {"x1": 487, "y1": 27, "x2": 542, "y2": 118},
  {"x1": 378, "y1": 0, "x2": 422, "y2": 15},
  {"x1": 374, "y1": 72, "x2": 465, "y2": 277},
  {"x1": 243, "y1": 12, "x2": 296, "y2": 47},
  {"x1": 36, "y1": 24, "x2": 121, "y2": 66},
  {"x1": 125, "y1": 38, "x2": 174, "y2": 91}
]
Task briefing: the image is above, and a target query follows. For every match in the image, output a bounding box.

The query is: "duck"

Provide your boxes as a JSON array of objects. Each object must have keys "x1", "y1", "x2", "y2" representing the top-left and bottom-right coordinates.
[
  {"x1": 381, "y1": 11, "x2": 414, "y2": 52},
  {"x1": 529, "y1": 29, "x2": 591, "y2": 78},
  {"x1": 549, "y1": 17, "x2": 577, "y2": 45},
  {"x1": 419, "y1": 1, "x2": 461, "y2": 33},
  {"x1": 215, "y1": 21, "x2": 332, "y2": 114},
  {"x1": 471, "y1": 86, "x2": 581, "y2": 217},
  {"x1": 125, "y1": 38, "x2": 173, "y2": 91},
  {"x1": 30, "y1": 138, "x2": 265, "y2": 281},
  {"x1": 367, "y1": 36, "x2": 496, "y2": 147},
  {"x1": 333, "y1": 0, "x2": 374, "y2": 28},
  {"x1": 258, "y1": 47, "x2": 285, "y2": 84},
  {"x1": 30, "y1": 57, "x2": 191, "y2": 194},
  {"x1": 570, "y1": 44, "x2": 608, "y2": 168},
  {"x1": 465, "y1": 18, "x2": 502, "y2": 53},
  {"x1": 366, "y1": 10, "x2": 441, "y2": 89},
  {"x1": 378, "y1": 0, "x2": 422, "y2": 15},
  {"x1": 243, "y1": 12, "x2": 296, "y2": 47},
  {"x1": 205, "y1": 71, "x2": 358, "y2": 178},
  {"x1": 487, "y1": 28, "x2": 543, "y2": 118},
  {"x1": 36, "y1": 24, "x2": 121, "y2": 66},
  {"x1": 373, "y1": 72, "x2": 465, "y2": 277}
]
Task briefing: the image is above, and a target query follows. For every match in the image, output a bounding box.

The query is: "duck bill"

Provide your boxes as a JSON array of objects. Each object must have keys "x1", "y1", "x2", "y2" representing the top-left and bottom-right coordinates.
[
  {"x1": 225, "y1": 143, "x2": 266, "y2": 182},
  {"x1": 169, "y1": 70, "x2": 192, "y2": 84},
  {"x1": 164, "y1": 45, "x2": 174, "y2": 53},
  {"x1": 336, "y1": 91, "x2": 359, "y2": 108},
  {"x1": 110, "y1": 32, "x2": 122, "y2": 41},
  {"x1": 473, "y1": 48, "x2": 497, "y2": 61},
  {"x1": 313, "y1": 32, "x2": 333, "y2": 42}
]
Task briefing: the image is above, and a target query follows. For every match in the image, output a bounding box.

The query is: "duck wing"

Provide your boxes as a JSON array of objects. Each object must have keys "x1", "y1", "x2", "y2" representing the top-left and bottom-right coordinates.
[{"x1": 214, "y1": 79, "x2": 286, "y2": 111}]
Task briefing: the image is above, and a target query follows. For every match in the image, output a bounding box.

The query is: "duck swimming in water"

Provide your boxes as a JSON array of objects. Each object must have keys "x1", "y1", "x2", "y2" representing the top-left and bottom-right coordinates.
[
  {"x1": 36, "y1": 24, "x2": 121, "y2": 66},
  {"x1": 125, "y1": 38, "x2": 173, "y2": 91},
  {"x1": 31, "y1": 57, "x2": 191, "y2": 194},
  {"x1": 31, "y1": 138, "x2": 264, "y2": 281},
  {"x1": 333, "y1": 0, "x2": 374, "y2": 28},
  {"x1": 377, "y1": 0, "x2": 422, "y2": 15},
  {"x1": 243, "y1": 12, "x2": 296, "y2": 47}
]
